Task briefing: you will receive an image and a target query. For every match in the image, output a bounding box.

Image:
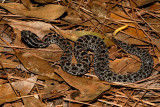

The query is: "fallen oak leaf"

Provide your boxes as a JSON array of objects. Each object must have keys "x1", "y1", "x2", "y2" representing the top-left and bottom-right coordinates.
[
  {"x1": 15, "y1": 50, "x2": 63, "y2": 82},
  {"x1": 0, "y1": 3, "x2": 66, "y2": 20},
  {"x1": 54, "y1": 68, "x2": 110, "y2": 101},
  {"x1": 6, "y1": 19, "x2": 53, "y2": 35}
]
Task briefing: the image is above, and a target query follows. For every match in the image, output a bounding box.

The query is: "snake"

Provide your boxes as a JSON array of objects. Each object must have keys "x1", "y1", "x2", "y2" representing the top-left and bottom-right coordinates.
[{"x1": 21, "y1": 30, "x2": 153, "y2": 82}]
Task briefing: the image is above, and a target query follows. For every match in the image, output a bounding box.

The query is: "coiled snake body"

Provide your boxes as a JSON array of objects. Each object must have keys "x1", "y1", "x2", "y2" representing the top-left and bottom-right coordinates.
[{"x1": 21, "y1": 31, "x2": 153, "y2": 82}]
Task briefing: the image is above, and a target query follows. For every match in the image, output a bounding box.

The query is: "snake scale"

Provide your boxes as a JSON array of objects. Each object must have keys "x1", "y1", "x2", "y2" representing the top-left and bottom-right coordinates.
[{"x1": 21, "y1": 30, "x2": 153, "y2": 82}]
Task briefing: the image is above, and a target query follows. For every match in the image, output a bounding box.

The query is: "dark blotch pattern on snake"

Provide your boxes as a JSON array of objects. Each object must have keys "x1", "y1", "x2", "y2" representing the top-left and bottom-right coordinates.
[{"x1": 21, "y1": 30, "x2": 153, "y2": 82}]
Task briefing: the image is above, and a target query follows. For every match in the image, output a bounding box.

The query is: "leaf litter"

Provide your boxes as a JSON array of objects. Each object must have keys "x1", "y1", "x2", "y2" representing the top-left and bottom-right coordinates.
[{"x1": 0, "y1": 0, "x2": 159, "y2": 107}]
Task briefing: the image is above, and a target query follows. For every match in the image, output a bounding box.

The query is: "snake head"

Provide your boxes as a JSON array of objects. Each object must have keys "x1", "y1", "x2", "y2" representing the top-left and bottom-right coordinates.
[{"x1": 21, "y1": 30, "x2": 48, "y2": 48}]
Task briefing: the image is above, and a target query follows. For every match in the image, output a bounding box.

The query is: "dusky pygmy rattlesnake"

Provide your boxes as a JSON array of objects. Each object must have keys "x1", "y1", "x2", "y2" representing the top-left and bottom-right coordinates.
[{"x1": 21, "y1": 30, "x2": 153, "y2": 82}]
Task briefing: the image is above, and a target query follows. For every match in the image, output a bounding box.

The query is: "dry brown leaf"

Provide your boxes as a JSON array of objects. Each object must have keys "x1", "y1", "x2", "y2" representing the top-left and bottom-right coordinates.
[
  {"x1": 110, "y1": 57, "x2": 140, "y2": 74},
  {"x1": 54, "y1": 67, "x2": 110, "y2": 101},
  {"x1": 11, "y1": 76, "x2": 37, "y2": 94},
  {"x1": 6, "y1": 19, "x2": 53, "y2": 34},
  {"x1": 22, "y1": 97, "x2": 47, "y2": 107},
  {"x1": 42, "y1": 80, "x2": 70, "y2": 99},
  {"x1": 0, "y1": 83, "x2": 20, "y2": 105},
  {"x1": 15, "y1": 50, "x2": 63, "y2": 82},
  {"x1": 0, "y1": 3, "x2": 66, "y2": 20}
]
